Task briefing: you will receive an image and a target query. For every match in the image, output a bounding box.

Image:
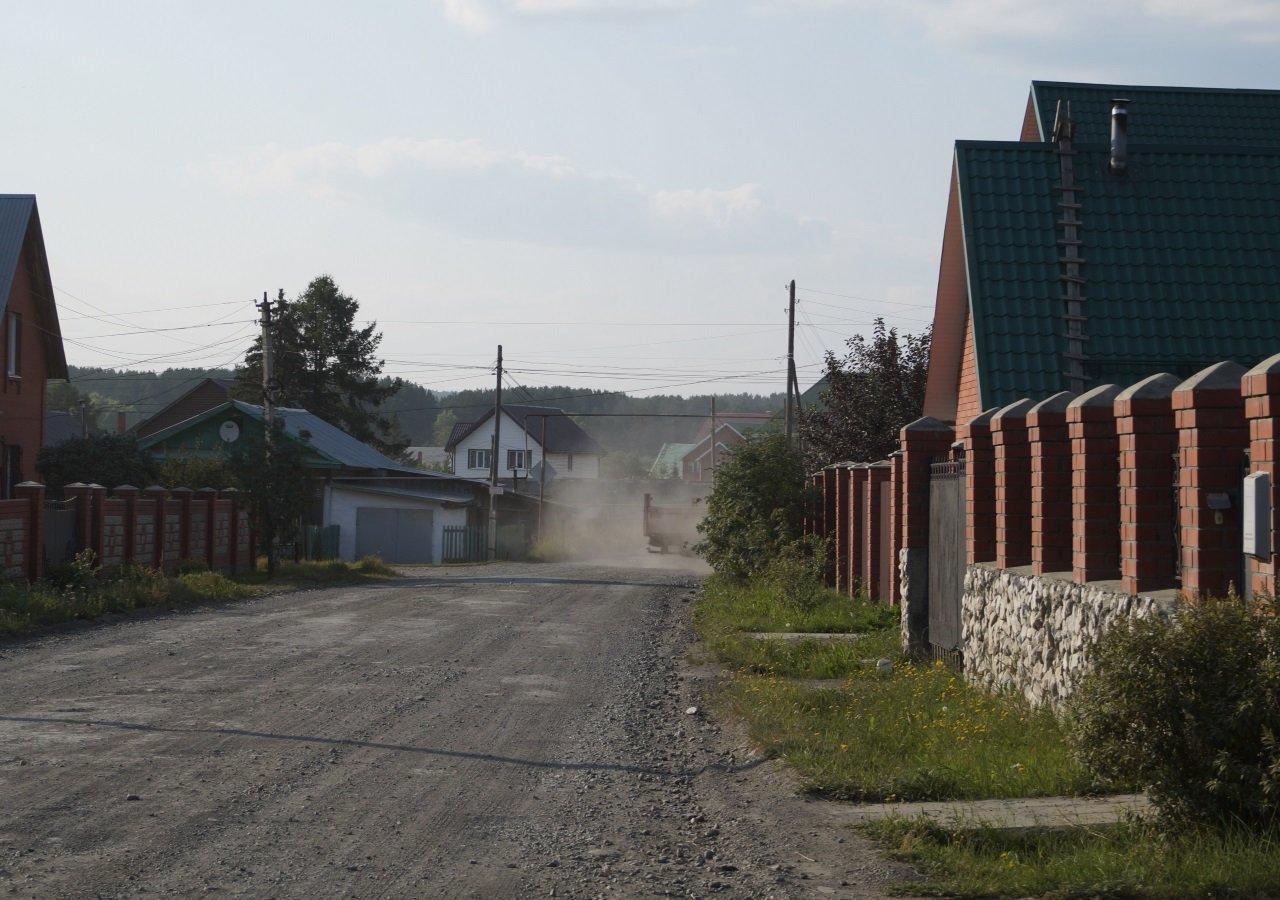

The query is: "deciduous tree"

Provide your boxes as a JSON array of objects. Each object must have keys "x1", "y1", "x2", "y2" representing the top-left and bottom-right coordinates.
[{"x1": 800, "y1": 319, "x2": 931, "y2": 469}]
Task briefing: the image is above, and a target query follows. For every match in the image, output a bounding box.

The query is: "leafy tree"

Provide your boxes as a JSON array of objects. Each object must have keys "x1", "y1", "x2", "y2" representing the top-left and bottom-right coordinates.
[
  {"x1": 801, "y1": 318, "x2": 931, "y2": 469},
  {"x1": 235, "y1": 275, "x2": 405, "y2": 456},
  {"x1": 227, "y1": 422, "x2": 310, "y2": 576},
  {"x1": 600, "y1": 450, "x2": 651, "y2": 480},
  {"x1": 694, "y1": 432, "x2": 812, "y2": 580},
  {"x1": 432, "y1": 408, "x2": 458, "y2": 447},
  {"x1": 36, "y1": 434, "x2": 157, "y2": 493},
  {"x1": 156, "y1": 456, "x2": 234, "y2": 491}
]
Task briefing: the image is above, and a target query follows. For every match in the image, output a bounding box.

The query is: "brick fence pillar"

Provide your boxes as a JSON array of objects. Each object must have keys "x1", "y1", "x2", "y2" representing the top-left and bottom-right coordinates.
[
  {"x1": 89, "y1": 484, "x2": 108, "y2": 559},
  {"x1": 847, "y1": 465, "x2": 869, "y2": 597},
  {"x1": 863, "y1": 461, "x2": 892, "y2": 602},
  {"x1": 898, "y1": 417, "x2": 955, "y2": 653},
  {"x1": 1116, "y1": 373, "x2": 1181, "y2": 595},
  {"x1": 959, "y1": 408, "x2": 997, "y2": 564},
  {"x1": 992, "y1": 399, "x2": 1035, "y2": 569},
  {"x1": 1066, "y1": 385, "x2": 1123, "y2": 583},
  {"x1": 15, "y1": 482, "x2": 45, "y2": 582},
  {"x1": 888, "y1": 450, "x2": 904, "y2": 605},
  {"x1": 114, "y1": 486, "x2": 139, "y2": 564},
  {"x1": 171, "y1": 487, "x2": 194, "y2": 563},
  {"x1": 1243, "y1": 353, "x2": 1280, "y2": 598},
  {"x1": 1028, "y1": 391, "x2": 1077, "y2": 575},
  {"x1": 1172, "y1": 361, "x2": 1248, "y2": 597},
  {"x1": 145, "y1": 485, "x2": 168, "y2": 570}
]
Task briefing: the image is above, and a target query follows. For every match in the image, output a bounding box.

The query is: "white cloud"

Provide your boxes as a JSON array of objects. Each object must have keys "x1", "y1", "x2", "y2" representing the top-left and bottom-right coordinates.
[
  {"x1": 204, "y1": 138, "x2": 826, "y2": 253},
  {"x1": 761, "y1": 0, "x2": 1280, "y2": 45},
  {"x1": 436, "y1": 0, "x2": 701, "y2": 31}
]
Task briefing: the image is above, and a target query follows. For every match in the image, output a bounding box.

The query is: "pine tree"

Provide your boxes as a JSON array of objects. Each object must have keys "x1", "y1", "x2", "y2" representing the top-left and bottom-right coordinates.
[{"x1": 236, "y1": 276, "x2": 405, "y2": 456}]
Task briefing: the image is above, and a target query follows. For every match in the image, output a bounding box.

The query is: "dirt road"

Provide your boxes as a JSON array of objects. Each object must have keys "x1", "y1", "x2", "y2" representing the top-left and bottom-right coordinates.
[{"x1": 0, "y1": 559, "x2": 909, "y2": 898}]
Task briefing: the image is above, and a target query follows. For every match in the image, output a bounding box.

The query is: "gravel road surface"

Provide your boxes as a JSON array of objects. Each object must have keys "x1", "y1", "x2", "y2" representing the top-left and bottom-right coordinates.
[{"x1": 0, "y1": 558, "x2": 911, "y2": 898}]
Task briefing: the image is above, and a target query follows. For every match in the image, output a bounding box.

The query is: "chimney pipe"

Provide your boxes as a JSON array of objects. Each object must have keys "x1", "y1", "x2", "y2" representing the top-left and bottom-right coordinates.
[{"x1": 1109, "y1": 99, "x2": 1130, "y2": 175}]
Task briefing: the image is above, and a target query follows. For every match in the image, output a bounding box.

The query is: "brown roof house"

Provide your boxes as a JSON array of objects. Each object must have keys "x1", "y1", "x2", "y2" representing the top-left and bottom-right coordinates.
[{"x1": 0, "y1": 195, "x2": 68, "y2": 495}]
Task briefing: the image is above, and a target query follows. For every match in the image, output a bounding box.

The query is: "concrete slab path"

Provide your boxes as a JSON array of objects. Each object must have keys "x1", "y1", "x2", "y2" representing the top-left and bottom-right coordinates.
[{"x1": 825, "y1": 793, "x2": 1150, "y2": 830}]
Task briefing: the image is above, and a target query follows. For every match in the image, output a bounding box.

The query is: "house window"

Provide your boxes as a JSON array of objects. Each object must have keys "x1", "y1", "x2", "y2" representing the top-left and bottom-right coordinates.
[
  {"x1": 6, "y1": 312, "x2": 20, "y2": 378},
  {"x1": 467, "y1": 448, "x2": 491, "y2": 470},
  {"x1": 566, "y1": 453, "x2": 574, "y2": 472},
  {"x1": 507, "y1": 449, "x2": 530, "y2": 471}
]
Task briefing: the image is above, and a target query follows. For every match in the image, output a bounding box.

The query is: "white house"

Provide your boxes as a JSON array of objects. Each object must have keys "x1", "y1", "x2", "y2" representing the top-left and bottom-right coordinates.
[{"x1": 445, "y1": 404, "x2": 605, "y2": 484}]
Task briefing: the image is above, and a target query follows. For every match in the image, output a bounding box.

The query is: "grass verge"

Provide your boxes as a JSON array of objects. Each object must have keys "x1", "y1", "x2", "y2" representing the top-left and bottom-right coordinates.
[
  {"x1": 695, "y1": 574, "x2": 1103, "y2": 801},
  {"x1": 0, "y1": 553, "x2": 400, "y2": 638},
  {"x1": 863, "y1": 815, "x2": 1280, "y2": 898}
]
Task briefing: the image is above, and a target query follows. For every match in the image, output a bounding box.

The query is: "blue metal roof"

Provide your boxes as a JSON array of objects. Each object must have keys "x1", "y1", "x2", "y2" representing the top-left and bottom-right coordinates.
[{"x1": 0, "y1": 196, "x2": 36, "y2": 317}]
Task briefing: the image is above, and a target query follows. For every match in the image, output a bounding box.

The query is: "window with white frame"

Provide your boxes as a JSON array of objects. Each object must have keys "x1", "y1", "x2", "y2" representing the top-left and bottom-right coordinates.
[
  {"x1": 6, "y1": 312, "x2": 20, "y2": 378},
  {"x1": 507, "y1": 449, "x2": 530, "y2": 471},
  {"x1": 467, "y1": 448, "x2": 491, "y2": 470}
]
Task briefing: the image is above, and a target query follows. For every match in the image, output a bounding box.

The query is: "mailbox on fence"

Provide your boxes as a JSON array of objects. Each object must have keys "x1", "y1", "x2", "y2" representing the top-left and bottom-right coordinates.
[{"x1": 1243, "y1": 471, "x2": 1271, "y2": 558}]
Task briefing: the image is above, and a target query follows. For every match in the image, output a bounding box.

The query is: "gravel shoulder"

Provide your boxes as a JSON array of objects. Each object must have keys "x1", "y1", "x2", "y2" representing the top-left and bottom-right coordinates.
[{"x1": 0, "y1": 557, "x2": 913, "y2": 898}]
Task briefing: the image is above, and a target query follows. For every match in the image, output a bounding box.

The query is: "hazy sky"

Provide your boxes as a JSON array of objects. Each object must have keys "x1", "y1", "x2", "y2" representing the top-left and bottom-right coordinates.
[{"x1": 5, "y1": 1, "x2": 1278, "y2": 399}]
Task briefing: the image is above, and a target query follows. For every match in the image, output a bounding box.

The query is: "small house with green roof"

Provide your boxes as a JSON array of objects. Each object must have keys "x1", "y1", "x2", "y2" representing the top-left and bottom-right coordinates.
[
  {"x1": 137, "y1": 400, "x2": 503, "y2": 564},
  {"x1": 924, "y1": 81, "x2": 1280, "y2": 425}
]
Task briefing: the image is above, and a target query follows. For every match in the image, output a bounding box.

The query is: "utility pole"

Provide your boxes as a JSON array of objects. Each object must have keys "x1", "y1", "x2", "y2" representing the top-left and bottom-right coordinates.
[
  {"x1": 257, "y1": 290, "x2": 282, "y2": 430},
  {"x1": 709, "y1": 397, "x2": 717, "y2": 483},
  {"x1": 488, "y1": 345, "x2": 503, "y2": 561},
  {"x1": 785, "y1": 279, "x2": 797, "y2": 448}
]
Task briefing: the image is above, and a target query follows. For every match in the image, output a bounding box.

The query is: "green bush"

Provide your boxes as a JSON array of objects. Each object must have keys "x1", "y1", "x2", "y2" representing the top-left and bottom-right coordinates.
[
  {"x1": 1067, "y1": 599, "x2": 1280, "y2": 831},
  {"x1": 761, "y1": 536, "x2": 829, "y2": 613}
]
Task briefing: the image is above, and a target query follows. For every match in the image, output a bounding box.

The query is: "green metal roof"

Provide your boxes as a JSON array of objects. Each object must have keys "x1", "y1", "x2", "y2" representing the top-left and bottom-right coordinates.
[
  {"x1": 1029, "y1": 82, "x2": 1280, "y2": 147},
  {"x1": 648, "y1": 442, "x2": 695, "y2": 478},
  {"x1": 956, "y1": 136, "x2": 1280, "y2": 409}
]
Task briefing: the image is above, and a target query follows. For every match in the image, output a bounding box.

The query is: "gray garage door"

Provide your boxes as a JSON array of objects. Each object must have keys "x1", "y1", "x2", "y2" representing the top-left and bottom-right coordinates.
[{"x1": 355, "y1": 508, "x2": 434, "y2": 563}]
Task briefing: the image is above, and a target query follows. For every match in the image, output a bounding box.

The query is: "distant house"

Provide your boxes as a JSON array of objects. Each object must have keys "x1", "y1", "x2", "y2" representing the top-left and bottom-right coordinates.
[
  {"x1": 137, "y1": 400, "x2": 496, "y2": 564},
  {"x1": 648, "y1": 442, "x2": 696, "y2": 479},
  {"x1": 405, "y1": 446, "x2": 449, "y2": 470},
  {"x1": 134, "y1": 377, "x2": 234, "y2": 440},
  {"x1": 445, "y1": 404, "x2": 605, "y2": 485},
  {"x1": 924, "y1": 81, "x2": 1280, "y2": 425},
  {"x1": 676, "y1": 412, "x2": 774, "y2": 482},
  {"x1": 0, "y1": 195, "x2": 69, "y2": 495}
]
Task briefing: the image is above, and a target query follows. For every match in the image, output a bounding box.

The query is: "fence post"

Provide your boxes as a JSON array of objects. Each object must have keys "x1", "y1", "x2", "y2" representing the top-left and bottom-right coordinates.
[
  {"x1": 1242, "y1": 352, "x2": 1280, "y2": 598},
  {"x1": 15, "y1": 482, "x2": 45, "y2": 582},
  {"x1": 888, "y1": 450, "x2": 904, "y2": 605},
  {"x1": 863, "y1": 461, "x2": 892, "y2": 602},
  {"x1": 1028, "y1": 391, "x2": 1077, "y2": 575},
  {"x1": 1066, "y1": 385, "x2": 1123, "y2": 583},
  {"x1": 89, "y1": 484, "x2": 107, "y2": 560},
  {"x1": 821, "y1": 466, "x2": 839, "y2": 586},
  {"x1": 991, "y1": 399, "x2": 1035, "y2": 569},
  {"x1": 959, "y1": 408, "x2": 998, "y2": 565},
  {"x1": 1115, "y1": 373, "x2": 1181, "y2": 595},
  {"x1": 898, "y1": 416, "x2": 956, "y2": 653},
  {"x1": 1172, "y1": 361, "x2": 1248, "y2": 597}
]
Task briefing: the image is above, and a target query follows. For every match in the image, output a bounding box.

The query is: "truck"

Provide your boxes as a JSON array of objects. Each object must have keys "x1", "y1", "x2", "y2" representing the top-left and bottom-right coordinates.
[{"x1": 643, "y1": 493, "x2": 703, "y2": 554}]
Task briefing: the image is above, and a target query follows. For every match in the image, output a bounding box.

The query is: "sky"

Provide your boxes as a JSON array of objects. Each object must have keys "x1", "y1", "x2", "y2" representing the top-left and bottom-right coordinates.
[{"x1": 5, "y1": 0, "x2": 1280, "y2": 403}]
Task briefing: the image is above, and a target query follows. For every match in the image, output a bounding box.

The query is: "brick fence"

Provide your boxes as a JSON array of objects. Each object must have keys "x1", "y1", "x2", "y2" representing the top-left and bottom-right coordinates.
[
  {"x1": 0, "y1": 482, "x2": 253, "y2": 582},
  {"x1": 809, "y1": 351, "x2": 1280, "y2": 622}
]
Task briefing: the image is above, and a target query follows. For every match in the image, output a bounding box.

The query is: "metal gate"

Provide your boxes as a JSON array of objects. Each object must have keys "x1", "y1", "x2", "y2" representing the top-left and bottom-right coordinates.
[
  {"x1": 355, "y1": 508, "x2": 433, "y2": 563},
  {"x1": 928, "y1": 459, "x2": 966, "y2": 652},
  {"x1": 43, "y1": 499, "x2": 78, "y2": 568}
]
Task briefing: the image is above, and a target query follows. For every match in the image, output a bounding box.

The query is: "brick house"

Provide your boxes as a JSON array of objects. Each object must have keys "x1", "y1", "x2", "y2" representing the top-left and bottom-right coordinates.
[
  {"x1": 923, "y1": 82, "x2": 1280, "y2": 425},
  {"x1": 0, "y1": 195, "x2": 69, "y2": 495}
]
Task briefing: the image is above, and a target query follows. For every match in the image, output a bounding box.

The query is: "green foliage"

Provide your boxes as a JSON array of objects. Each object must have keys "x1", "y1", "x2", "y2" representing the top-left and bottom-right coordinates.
[
  {"x1": 227, "y1": 420, "x2": 310, "y2": 576},
  {"x1": 694, "y1": 432, "x2": 810, "y2": 580},
  {"x1": 431, "y1": 407, "x2": 458, "y2": 446},
  {"x1": 762, "y1": 535, "x2": 830, "y2": 613},
  {"x1": 156, "y1": 455, "x2": 234, "y2": 490},
  {"x1": 0, "y1": 551, "x2": 247, "y2": 637},
  {"x1": 235, "y1": 276, "x2": 404, "y2": 455},
  {"x1": 599, "y1": 450, "x2": 652, "y2": 480},
  {"x1": 800, "y1": 317, "x2": 931, "y2": 469},
  {"x1": 36, "y1": 433, "x2": 157, "y2": 492},
  {"x1": 864, "y1": 816, "x2": 1280, "y2": 898},
  {"x1": 1067, "y1": 599, "x2": 1280, "y2": 832}
]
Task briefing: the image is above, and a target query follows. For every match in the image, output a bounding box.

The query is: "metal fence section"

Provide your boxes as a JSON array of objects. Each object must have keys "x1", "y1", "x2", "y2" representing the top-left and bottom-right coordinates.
[
  {"x1": 43, "y1": 500, "x2": 78, "y2": 569},
  {"x1": 928, "y1": 458, "x2": 967, "y2": 653},
  {"x1": 442, "y1": 525, "x2": 487, "y2": 563},
  {"x1": 305, "y1": 525, "x2": 340, "y2": 561}
]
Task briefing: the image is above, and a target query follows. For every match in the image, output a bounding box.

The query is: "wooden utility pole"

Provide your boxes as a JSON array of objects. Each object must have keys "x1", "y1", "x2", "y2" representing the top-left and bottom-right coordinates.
[
  {"x1": 488, "y1": 345, "x2": 503, "y2": 561},
  {"x1": 257, "y1": 291, "x2": 278, "y2": 429},
  {"x1": 709, "y1": 397, "x2": 717, "y2": 482},
  {"x1": 785, "y1": 279, "x2": 797, "y2": 447}
]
